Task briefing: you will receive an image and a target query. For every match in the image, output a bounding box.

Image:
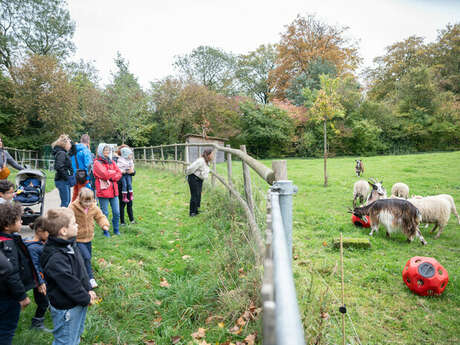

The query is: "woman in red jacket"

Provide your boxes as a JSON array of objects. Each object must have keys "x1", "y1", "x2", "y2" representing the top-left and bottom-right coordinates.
[{"x1": 93, "y1": 144, "x2": 122, "y2": 237}]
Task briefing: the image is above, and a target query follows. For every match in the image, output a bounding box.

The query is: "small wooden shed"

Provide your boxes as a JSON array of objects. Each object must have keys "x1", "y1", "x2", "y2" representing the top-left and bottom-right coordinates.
[{"x1": 185, "y1": 134, "x2": 227, "y2": 164}]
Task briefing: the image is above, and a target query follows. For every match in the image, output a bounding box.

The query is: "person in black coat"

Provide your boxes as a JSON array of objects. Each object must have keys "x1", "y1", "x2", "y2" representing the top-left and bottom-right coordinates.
[
  {"x1": 0, "y1": 203, "x2": 38, "y2": 345},
  {"x1": 52, "y1": 135, "x2": 74, "y2": 207}
]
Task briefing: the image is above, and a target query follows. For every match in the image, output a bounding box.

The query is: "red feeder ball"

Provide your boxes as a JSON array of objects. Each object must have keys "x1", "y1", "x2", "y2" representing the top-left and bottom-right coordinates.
[
  {"x1": 351, "y1": 214, "x2": 370, "y2": 228},
  {"x1": 402, "y1": 256, "x2": 449, "y2": 296}
]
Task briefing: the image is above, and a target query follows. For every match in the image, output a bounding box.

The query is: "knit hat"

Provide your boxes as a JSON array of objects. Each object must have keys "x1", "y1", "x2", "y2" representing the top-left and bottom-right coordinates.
[{"x1": 120, "y1": 147, "x2": 133, "y2": 159}]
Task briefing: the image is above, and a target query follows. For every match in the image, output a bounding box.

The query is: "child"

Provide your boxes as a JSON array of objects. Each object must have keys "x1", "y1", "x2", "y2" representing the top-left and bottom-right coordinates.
[
  {"x1": 0, "y1": 203, "x2": 38, "y2": 345},
  {"x1": 116, "y1": 147, "x2": 134, "y2": 203},
  {"x1": 40, "y1": 208, "x2": 98, "y2": 345},
  {"x1": 0, "y1": 179, "x2": 15, "y2": 204},
  {"x1": 69, "y1": 187, "x2": 109, "y2": 288},
  {"x1": 25, "y1": 217, "x2": 51, "y2": 332}
]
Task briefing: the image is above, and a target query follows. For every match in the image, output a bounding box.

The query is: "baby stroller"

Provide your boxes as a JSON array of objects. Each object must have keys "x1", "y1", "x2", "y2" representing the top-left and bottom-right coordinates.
[{"x1": 13, "y1": 169, "x2": 46, "y2": 225}]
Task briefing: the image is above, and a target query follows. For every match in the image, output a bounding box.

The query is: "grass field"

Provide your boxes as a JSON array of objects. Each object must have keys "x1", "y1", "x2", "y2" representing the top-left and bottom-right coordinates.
[{"x1": 11, "y1": 151, "x2": 460, "y2": 344}]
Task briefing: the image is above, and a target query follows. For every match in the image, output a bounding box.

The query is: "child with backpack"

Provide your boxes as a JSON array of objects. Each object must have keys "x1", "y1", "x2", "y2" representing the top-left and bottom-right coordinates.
[
  {"x1": 0, "y1": 203, "x2": 38, "y2": 345},
  {"x1": 25, "y1": 217, "x2": 52, "y2": 332},
  {"x1": 69, "y1": 187, "x2": 109, "y2": 288},
  {"x1": 40, "y1": 207, "x2": 98, "y2": 345}
]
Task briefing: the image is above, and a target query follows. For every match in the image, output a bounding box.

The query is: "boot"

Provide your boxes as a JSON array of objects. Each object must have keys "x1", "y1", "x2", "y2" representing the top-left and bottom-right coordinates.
[
  {"x1": 103, "y1": 230, "x2": 111, "y2": 238},
  {"x1": 30, "y1": 317, "x2": 52, "y2": 332},
  {"x1": 128, "y1": 191, "x2": 134, "y2": 201},
  {"x1": 122, "y1": 192, "x2": 129, "y2": 203}
]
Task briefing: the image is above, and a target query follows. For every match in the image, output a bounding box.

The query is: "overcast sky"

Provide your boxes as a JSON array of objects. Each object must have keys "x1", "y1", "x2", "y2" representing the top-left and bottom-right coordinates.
[{"x1": 68, "y1": 0, "x2": 459, "y2": 88}]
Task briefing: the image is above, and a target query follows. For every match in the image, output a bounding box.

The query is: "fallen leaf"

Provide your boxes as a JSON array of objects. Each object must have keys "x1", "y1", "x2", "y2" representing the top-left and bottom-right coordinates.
[
  {"x1": 322, "y1": 241, "x2": 328, "y2": 246},
  {"x1": 144, "y1": 341, "x2": 155, "y2": 345},
  {"x1": 153, "y1": 317, "x2": 162, "y2": 323},
  {"x1": 229, "y1": 325, "x2": 241, "y2": 334},
  {"x1": 182, "y1": 255, "x2": 191, "y2": 260},
  {"x1": 242, "y1": 311, "x2": 251, "y2": 321},
  {"x1": 236, "y1": 316, "x2": 246, "y2": 327},
  {"x1": 154, "y1": 300, "x2": 162, "y2": 306},
  {"x1": 321, "y1": 312, "x2": 330, "y2": 319},
  {"x1": 293, "y1": 254, "x2": 299, "y2": 260},
  {"x1": 171, "y1": 336, "x2": 181, "y2": 344},
  {"x1": 191, "y1": 327, "x2": 206, "y2": 339},
  {"x1": 159, "y1": 278, "x2": 170, "y2": 288},
  {"x1": 244, "y1": 333, "x2": 257, "y2": 345},
  {"x1": 218, "y1": 322, "x2": 225, "y2": 328}
]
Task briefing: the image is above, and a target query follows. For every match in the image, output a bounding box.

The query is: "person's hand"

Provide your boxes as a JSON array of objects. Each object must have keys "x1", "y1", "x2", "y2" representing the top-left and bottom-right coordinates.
[
  {"x1": 19, "y1": 297, "x2": 31, "y2": 309},
  {"x1": 89, "y1": 290, "x2": 98, "y2": 305},
  {"x1": 102, "y1": 225, "x2": 109, "y2": 231},
  {"x1": 38, "y1": 283, "x2": 46, "y2": 295},
  {"x1": 127, "y1": 168, "x2": 134, "y2": 174}
]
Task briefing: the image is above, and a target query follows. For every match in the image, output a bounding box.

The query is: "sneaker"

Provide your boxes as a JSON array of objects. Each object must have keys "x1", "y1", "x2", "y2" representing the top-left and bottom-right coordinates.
[
  {"x1": 120, "y1": 223, "x2": 127, "y2": 227},
  {"x1": 30, "y1": 317, "x2": 52, "y2": 332},
  {"x1": 130, "y1": 220, "x2": 136, "y2": 224},
  {"x1": 190, "y1": 213, "x2": 197, "y2": 217},
  {"x1": 89, "y1": 278, "x2": 98, "y2": 288},
  {"x1": 103, "y1": 230, "x2": 111, "y2": 238},
  {"x1": 113, "y1": 229, "x2": 120, "y2": 235}
]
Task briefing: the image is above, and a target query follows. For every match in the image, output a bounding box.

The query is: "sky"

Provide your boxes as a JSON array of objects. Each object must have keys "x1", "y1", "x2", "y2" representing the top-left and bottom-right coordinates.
[{"x1": 68, "y1": 0, "x2": 460, "y2": 88}]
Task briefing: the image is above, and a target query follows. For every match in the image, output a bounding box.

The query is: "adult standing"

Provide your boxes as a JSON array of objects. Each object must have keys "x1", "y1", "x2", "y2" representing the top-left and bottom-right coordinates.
[
  {"x1": 52, "y1": 134, "x2": 73, "y2": 207},
  {"x1": 0, "y1": 137, "x2": 24, "y2": 180},
  {"x1": 93, "y1": 143, "x2": 122, "y2": 237},
  {"x1": 70, "y1": 134, "x2": 93, "y2": 202},
  {"x1": 185, "y1": 149, "x2": 214, "y2": 217},
  {"x1": 114, "y1": 145, "x2": 135, "y2": 226}
]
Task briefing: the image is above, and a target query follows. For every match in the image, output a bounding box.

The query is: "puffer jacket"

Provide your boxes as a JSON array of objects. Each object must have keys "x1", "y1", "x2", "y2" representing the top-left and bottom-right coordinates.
[
  {"x1": 52, "y1": 146, "x2": 73, "y2": 182},
  {"x1": 70, "y1": 143, "x2": 93, "y2": 175},
  {"x1": 70, "y1": 199, "x2": 109, "y2": 242},
  {"x1": 93, "y1": 156, "x2": 122, "y2": 198}
]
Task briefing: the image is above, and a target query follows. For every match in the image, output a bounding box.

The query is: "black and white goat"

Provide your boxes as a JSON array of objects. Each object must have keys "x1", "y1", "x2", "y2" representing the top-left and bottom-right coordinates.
[
  {"x1": 355, "y1": 159, "x2": 364, "y2": 177},
  {"x1": 350, "y1": 198, "x2": 427, "y2": 245},
  {"x1": 366, "y1": 178, "x2": 387, "y2": 204}
]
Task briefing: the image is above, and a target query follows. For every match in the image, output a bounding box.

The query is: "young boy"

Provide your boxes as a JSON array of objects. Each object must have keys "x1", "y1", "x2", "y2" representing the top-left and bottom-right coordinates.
[
  {"x1": 26, "y1": 217, "x2": 51, "y2": 331},
  {"x1": 40, "y1": 208, "x2": 98, "y2": 345},
  {"x1": 0, "y1": 203, "x2": 37, "y2": 345},
  {"x1": 0, "y1": 180, "x2": 15, "y2": 204}
]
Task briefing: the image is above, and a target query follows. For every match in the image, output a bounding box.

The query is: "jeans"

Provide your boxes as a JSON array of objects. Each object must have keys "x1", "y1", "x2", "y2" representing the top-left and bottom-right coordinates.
[
  {"x1": 50, "y1": 305, "x2": 87, "y2": 345},
  {"x1": 77, "y1": 242, "x2": 93, "y2": 279},
  {"x1": 121, "y1": 174, "x2": 132, "y2": 193},
  {"x1": 55, "y1": 180, "x2": 71, "y2": 207},
  {"x1": 33, "y1": 287, "x2": 50, "y2": 318},
  {"x1": 188, "y1": 174, "x2": 203, "y2": 215},
  {"x1": 0, "y1": 299, "x2": 20, "y2": 345},
  {"x1": 98, "y1": 197, "x2": 120, "y2": 233}
]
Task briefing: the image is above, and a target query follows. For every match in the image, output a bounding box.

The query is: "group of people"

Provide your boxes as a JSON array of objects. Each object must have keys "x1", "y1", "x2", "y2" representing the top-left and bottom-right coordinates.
[{"x1": 51, "y1": 134, "x2": 136, "y2": 235}]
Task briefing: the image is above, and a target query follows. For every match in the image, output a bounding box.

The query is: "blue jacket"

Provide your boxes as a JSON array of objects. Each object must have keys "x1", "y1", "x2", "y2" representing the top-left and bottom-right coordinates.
[
  {"x1": 26, "y1": 240, "x2": 45, "y2": 285},
  {"x1": 70, "y1": 143, "x2": 92, "y2": 174}
]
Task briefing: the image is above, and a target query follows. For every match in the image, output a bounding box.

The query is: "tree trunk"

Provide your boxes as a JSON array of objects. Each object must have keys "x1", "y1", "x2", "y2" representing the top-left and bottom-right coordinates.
[{"x1": 323, "y1": 119, "x2": 328, "y2": 187}]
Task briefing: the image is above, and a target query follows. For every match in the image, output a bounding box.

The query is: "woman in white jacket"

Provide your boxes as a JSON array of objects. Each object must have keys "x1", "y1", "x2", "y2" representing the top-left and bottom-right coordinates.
[{"x1": 185, "y1": 149, "x2": 214, "y2": 216}]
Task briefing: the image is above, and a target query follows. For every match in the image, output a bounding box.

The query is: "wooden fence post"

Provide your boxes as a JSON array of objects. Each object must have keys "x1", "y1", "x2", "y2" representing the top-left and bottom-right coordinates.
[
  {"x1": 272, "y1": 160, "x2": 288, "y2": 181},
  {"x1": 226, "y1": 144, "x2": 232, "y2": 198},
  {"x1": 160, "y1": 145, "x2": 165, "y2": 169},
  {"x1": 174, "y1": 145, "x2": 178, "y2": 173},
  {"x1": 241, "y1": 145, "x2": 255, "y2": 216}
]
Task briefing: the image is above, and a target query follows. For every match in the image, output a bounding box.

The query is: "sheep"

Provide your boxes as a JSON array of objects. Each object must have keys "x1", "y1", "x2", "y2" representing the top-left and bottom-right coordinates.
[
  {"x1": 350, "y1": 198, "x2": 426, "y2": 245},
  {"x1": 407, "y1": 196, "x2": 452, "y2": 239},
  {"x1": 437, "y1": 194, "x2": 460, "y2": 224},
  {"x1": 366, "y1": 178, "x2": 387, "y2": 205},
  {"x1": 353, "y1": 180, "x2": 370, "y2": 208},
  {"x1": 355, "y1": 159, "x2": 364, "y2": 177},
  {"x1": 391, "y1": 182, "x2": 409, "y2": 199}
]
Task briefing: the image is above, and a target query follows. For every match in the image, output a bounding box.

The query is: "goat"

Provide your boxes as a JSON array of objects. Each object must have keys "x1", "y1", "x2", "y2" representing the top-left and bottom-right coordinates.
[
  {"x1": 355, "y1": 159, "x2": 364, "y2": 177},
  {"x1": 353, "y1": 180, "x2": 370, "y2": 208},
  {"x1": 350, "y1": 198, "x2": 426, "y2": 245},
  {"x1": 366, "y1": 178, "x2": 387, "y2": 205},
  {"x1": 408, "y1": 195, "x2": 457, "y2": 238},
  {"x1": 391, "y1": 182, "x2": 409, "y2": 199}
]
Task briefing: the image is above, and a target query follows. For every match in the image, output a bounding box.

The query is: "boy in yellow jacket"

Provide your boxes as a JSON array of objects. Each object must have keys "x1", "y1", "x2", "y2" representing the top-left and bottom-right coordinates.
[{"x1": 70, "y1": 187, "x2": 109, "y2": 288}]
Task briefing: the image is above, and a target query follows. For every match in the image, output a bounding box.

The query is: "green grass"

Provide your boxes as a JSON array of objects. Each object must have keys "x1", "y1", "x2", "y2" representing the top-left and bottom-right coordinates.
[{"x1": 11, "y1": 151, "x2": 460, "y2": 344}]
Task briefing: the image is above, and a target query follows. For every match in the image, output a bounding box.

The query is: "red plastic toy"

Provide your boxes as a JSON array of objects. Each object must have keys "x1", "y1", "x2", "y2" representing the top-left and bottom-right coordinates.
[
  {"x1": 402, "y1": 256, "x2": 449, "y2": 296},
  {"x1": 351, "y1": 214, "x2": 370, "y2": 228}
]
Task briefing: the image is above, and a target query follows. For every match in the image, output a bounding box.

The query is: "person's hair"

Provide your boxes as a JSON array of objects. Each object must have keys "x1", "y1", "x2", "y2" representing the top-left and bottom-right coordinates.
[
  {"x1": 80, "y1": 134, "x2": 90, "y2": 144},
  {"x1": 0, "y1": 180, "x2": 14, "y2": 194},
  {"x1": 202, "y1": 149, "x2": 213, "y2": 163},
  {"x1": 116, "y1": 144, "x2": 128, "y2": 156},
  {"x1": 78, "y1": 187, "x2": 94, "y2": 203},
  {"x1": 29, "y1": 216, "x2": 47, "y2": 233},
  {"x1": 45, "y1": 208, "x2": 74, "y2": 237},
  {"x1": 0, "y1": 203, "x2": 22, "y2": 231},
  {"x1": 52, "y1": 134, "x2": 71, "y2": 149}
]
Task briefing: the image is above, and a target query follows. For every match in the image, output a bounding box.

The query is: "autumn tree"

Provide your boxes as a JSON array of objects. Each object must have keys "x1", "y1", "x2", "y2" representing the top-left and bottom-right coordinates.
[
  {"x1": 305, "y1": 75, "x2": 344, "y2": 186},
  {"x1": 235, "y1": 44, "x2": 277, "y2": 103},
  {"x1": 9, "y1": 55, "x2": 79, "y2": 148},
  {"x1": 0, "y1": 0, "x2": 75, "y2": 72},
  {"x1": 173, "y1": 46, "x2": 236, "y2": 95},
  {"x1": 271, "y1": 14, "x2": 360, "y2": 99}
]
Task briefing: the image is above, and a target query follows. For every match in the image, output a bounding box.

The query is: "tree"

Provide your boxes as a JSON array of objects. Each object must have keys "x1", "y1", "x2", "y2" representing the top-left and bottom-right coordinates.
[
  {"x1": 305, "y1": 75, "x2": 344, "y2": 186},
  {"x1": 271, "y1": 14, "x2": 360, "y2": 99},
  {"x1": 0, "y1": 0, "x2": 75, "y2": 72},
  {"x1": 235, "y1": 44, "x2": 277, "y2": 103},
  {"x1": 105, "y1": 53, "x2": 148, "y2": 145},
  {"x1": 173, "y1": 46, "x2": 236, "y2": 94}
]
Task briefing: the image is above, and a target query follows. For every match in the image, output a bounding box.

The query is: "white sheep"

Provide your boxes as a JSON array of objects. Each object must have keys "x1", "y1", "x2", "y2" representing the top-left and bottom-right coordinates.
[
  {"x1": 407, "y1": 196, "x2": 452, "y2": 239},
  {"x1": 391, "y1": 182, "x2": 409, "y2": 199},
  {"x1": 353, "y1": 180, "x2": 370, "y2": 208},
  {"x1": 412, "y1": 194, "x2": 460, "y2": 225}
]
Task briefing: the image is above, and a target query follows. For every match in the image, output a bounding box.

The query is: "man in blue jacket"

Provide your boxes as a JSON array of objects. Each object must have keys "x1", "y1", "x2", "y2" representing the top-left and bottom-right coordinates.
[{"x1": 70, "y1": 134, "x2": 93, "y2": 202}]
